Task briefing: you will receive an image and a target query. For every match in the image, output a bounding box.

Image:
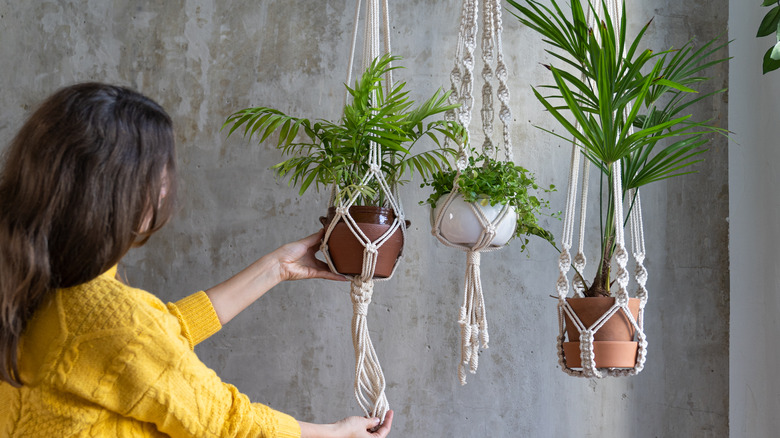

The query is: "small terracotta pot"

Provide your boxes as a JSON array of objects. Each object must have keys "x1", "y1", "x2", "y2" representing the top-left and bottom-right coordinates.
[
  {"x1": 319, "y1": 206, "x2": 408, "y2": 278},
  {"x1": 562, "y1": 297, "x2": 640, "y2": 368}
]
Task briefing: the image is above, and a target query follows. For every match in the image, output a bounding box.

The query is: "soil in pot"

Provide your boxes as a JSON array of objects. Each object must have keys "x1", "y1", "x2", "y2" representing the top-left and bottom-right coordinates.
[
  {"x1": 319, "y1": 206, "x2": 408, "y2": 278},
  {"x1": 562, "y1": 297, "x2": 640, "y2": 369}
]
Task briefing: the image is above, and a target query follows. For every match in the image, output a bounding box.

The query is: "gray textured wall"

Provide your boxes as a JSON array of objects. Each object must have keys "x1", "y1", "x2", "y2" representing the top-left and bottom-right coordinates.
[
  {"x1": 0, "y1": 0, "x2": 729, "y2": 436},
  {"x1": 728, "y1": 3, "x2": 780, "y2": 437}
]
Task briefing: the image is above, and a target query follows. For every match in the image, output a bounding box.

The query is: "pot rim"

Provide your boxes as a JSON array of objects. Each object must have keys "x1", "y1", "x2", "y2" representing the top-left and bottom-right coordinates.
[{"x1": 320, "y1": 205, "x2": 410, "y2": 227}]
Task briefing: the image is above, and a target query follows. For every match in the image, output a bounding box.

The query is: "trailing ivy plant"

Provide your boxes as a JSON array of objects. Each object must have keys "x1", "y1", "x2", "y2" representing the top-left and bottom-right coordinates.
[
  {"x1": 421, "y1": 152, "x2": 557, "y2": 251},
  {"x1": 509, "y1": 0, "x2": 729, "y2": 296},
  {"x1": 223, "y1": 54, "x2": 466, "y2": 206},
  {"x1": 758, "y1": 0, "x2": 780, "y2": 73}
]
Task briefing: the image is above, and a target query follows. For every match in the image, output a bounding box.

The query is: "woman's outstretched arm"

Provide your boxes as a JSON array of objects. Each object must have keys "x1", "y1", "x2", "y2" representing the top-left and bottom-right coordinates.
[{"x1": 204, "y1": 229, "x2": 345, "y2": 325}]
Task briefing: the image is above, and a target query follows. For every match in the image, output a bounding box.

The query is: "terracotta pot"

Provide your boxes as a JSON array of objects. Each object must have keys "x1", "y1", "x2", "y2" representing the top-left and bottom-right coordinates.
[
  {"x1": 319, "y1": 206, "x2": 408, "y2": 278},
  {"x1": 562, "y1": 297, "x2": 640, "y2": 368},
  {"x1": 431, "y1": 193, "x2": 517, "y2": 247}
]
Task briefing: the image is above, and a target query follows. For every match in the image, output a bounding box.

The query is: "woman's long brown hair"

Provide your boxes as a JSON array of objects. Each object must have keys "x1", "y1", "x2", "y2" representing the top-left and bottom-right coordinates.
[{"x1": 0, "y1": 83, "x2": 177, "y2": 386}]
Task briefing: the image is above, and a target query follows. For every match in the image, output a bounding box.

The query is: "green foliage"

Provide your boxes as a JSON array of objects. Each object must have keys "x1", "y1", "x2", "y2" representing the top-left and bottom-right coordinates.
[
  {"x1": 223, "y1": 54, "x2": 466, "y2": 206},
  {"x1": 758, "y1": 0, "x2": 780, "y2": 74},
  {"x1": 508, "y1": 0, "x2": 728, "y2": 295},
  {"x1": 421, "y1": 153, "x2": 557, "y2": 250}
]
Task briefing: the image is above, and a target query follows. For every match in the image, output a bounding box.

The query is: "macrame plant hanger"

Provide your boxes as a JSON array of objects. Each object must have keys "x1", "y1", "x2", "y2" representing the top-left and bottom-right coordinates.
[
  {"x1": 432, "y1": 0, "x2": 514, "y2": 385},
  {"x1": 555, "y1": 0, "x2": 649, "y2": 378},
  {"x1": 318, "y1": 0, "x2": 398, "y2": 421}
]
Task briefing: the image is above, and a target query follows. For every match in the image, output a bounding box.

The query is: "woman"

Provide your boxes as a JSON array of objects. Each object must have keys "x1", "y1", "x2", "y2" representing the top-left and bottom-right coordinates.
[{"x1": 0, "y1": 83, "x2": 393, "y2": 437}]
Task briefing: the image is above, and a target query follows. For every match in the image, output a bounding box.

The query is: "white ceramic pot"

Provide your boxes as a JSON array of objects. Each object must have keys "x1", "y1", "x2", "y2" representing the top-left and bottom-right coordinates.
[{"x1": 431, "y1": 192, "x2": 517, "y2": 247}]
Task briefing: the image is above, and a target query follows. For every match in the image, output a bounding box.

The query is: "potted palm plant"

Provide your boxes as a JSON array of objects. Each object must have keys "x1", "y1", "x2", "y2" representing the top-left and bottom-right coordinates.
[
  {"x1": 422, "y1": 152, "x2": 556, "y2": 252},
  {"x1": 223, "y1": 54, "x2": 465, "y2": 277},
  {"x1": 508, "y1": 0, "x2": 728, "y2": 367}
]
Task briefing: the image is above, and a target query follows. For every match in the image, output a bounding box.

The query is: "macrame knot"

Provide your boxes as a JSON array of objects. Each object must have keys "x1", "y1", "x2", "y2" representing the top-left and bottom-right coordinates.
[
  {"x1": 484, "y1": 223, "x2": 496, "y2": 237},
  {"x1": 495, "y1": 63, "x2": 507, "y2": 81},
  {"x1": 354, "y1": 279, "x2": 374, "y2": 297},
  {"x1": 558, "y1": 249, "x2": 571, "y2": 270},
  {"x1": 579, "y1": 331, "x2": 595, "y2": 358},
  {"x1": 467, "y1": 251, "x2": 481, "y2": 266},
  {"x1": 615, "y1": 292, "x2": 629, "y2": 308},
  {"x1": 450, "y1": 66, "x2": 461, "y2": 84},
  {"x1": 369, "y1": 163, "x2": 381, "y2": 174},
  {"x1": 572, "y1": 274, "x2": 586, "y2": 294},
  {"x1": 573, "y1": 252, "x2": 586, "y2": 270},
  {"x1": 456, "y1": 155, "x2": 468, "y2": 171},
  {"x1": 498, "y1": 105, "x2": 511, "y2": 123},
  {"x1": 635, "y1": 264, "x2": 648, "y2": 284},
  {"x1": 616, "y1": 267, "x2": 629, "y2": 288},
  {"x1": 364, "y1": 242, "x2": 378, "y2": 255},
  {"x1": 351, "y1": 280, "x2": 374, "y2": 316},
  {"x1": 614, "y1": 245, "x2": 629, "y2": 266},
  {"x1": 482, "y1": 144, "x2": 495, "y2": 160},
  {"x1": 461, "y1": 315, "x2": 472, "y2": 346},
  {"x1": 463, "y1": 54, "x2": 474, "y2": 72},
  {"x1": 481, "y1": 64, "x2": 494, "y2": 82},
  {"x1": 497, "y1": 87, "x2": 510, "y2": 104},
  {"x1": 336, "y1": 206, "x2": 348, "y2": 216},
  {"x1": 556, "y1": 273, "x2": 569, "y2": 295}
]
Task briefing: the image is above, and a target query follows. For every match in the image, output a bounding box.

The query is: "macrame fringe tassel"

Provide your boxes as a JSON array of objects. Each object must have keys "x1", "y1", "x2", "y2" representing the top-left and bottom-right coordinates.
[
  {"x1": 350, "y1": 278, "x2": 389, "y2": 422},
  {"x1": 458, "y1": 251, "x2": 489, "y2": 385}
]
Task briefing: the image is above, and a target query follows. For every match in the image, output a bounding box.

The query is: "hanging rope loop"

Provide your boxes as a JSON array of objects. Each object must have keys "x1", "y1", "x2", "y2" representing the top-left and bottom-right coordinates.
[
  {"x1": 435, "y1": 0, "x2": 516, "y2": 385},
  {"x1": 323, "y1": 0, "x2": 401, "y2": 421}
]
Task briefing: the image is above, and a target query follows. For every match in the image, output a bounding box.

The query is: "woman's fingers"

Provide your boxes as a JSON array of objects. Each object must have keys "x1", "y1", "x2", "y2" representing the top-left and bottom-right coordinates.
[{"x1": 371, "y1": 410, "x2": 393, "y2": 437}]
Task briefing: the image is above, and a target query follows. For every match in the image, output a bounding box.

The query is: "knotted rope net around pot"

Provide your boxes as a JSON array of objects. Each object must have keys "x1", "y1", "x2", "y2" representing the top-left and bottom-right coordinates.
[
  {"x1": 317, "y1": 0, "x2": 400, "y2": 421},
  {"x1": 431, "y1": 0, "x2": 516, "y2": 385},
  {"x1": 555, "y1": 0, "x2": 648, "y2": 378}
]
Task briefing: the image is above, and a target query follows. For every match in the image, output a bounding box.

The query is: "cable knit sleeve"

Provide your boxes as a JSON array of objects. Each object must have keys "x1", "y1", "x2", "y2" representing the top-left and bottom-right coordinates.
[
  {"x1": 167, "y1": 291, "x2": 222, "y2": 349},
  {"x1": 52, "y1": 283, "x2": 301, "y2": 438}
]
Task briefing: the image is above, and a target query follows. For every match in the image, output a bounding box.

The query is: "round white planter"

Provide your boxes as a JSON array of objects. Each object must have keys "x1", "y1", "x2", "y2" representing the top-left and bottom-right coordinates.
[{"x1": 432, "y1": 192, "x2": 517, "y2": 247}]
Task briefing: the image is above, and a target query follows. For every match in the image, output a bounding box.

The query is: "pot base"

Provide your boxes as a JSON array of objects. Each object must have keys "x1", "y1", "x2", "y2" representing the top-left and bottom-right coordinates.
[{"x1": 562, "y1": 341, "x2": 638, "y2": 368}]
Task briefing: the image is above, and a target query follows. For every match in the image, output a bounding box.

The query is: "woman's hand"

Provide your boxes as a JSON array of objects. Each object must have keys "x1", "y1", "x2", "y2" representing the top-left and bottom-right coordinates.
[
  {"x1": 299, "y1": 410, "x2": 394, "y2": 438},
  {"x1": 272, "y1": 230, "x2": 346, "y2": 283}
]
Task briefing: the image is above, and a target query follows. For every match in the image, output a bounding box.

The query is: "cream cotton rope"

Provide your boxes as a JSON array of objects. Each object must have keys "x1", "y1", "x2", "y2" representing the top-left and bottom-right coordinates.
[
  {"x1": 432, "y1": 0, "x2": 517, "y2": 385},
  {"x1": 318, "y1": 0, "x2": 398, "y2": 422},
  {"x1": 554, "y1": 0, "x2": 648, "y2": 378}
]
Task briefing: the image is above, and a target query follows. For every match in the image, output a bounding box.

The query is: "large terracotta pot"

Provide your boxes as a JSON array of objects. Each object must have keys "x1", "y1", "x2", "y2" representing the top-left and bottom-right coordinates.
[
  {"x1": 431, "y1": 193, "x2": 517, "y2": 247},
  {"x1": 319, "y1": 206, "x2": 407, "y2": 278},
  {"x1": 562, "y1": 297, "x2": 640, "y2": 368}
]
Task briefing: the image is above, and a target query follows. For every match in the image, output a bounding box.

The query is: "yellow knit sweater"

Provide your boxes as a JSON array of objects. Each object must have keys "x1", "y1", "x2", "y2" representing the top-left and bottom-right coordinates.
[{"x1": 0, "y1": 267, "x2": 301, "y2": 437}]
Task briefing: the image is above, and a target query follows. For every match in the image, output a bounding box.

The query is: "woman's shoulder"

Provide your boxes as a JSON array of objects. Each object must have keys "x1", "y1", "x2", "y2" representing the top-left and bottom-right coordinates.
[
  {"x1": 56, "y1": 270, "x2": 167, "y2": 335},
  {"x1": 19, "y1": 270, "x2": 182, "y2": 386}
]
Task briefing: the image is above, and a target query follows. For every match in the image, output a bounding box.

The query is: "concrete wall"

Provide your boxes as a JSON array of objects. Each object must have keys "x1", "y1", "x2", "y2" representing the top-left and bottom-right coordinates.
[
  {"x1": 728, "y1": 3, "x2": 780, "y2": 438},
  {"x1": 0, "y1": 0, "x2": 729, "y2": 436}
]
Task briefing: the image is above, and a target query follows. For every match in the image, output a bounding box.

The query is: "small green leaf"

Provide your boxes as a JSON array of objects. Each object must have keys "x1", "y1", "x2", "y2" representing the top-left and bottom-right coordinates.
[
  {"x1": 763, "y1": 0, "x2": 778, "y2": 7},
  {"x1": 654, "y1": 78, "x2": 697, "y2": 93},
  {"x1": 764, "y1": 46, "x2": 780, "y2": 73},
  {"x1": 758, "y1": 6, "x2": 780, "y2": 37}
]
